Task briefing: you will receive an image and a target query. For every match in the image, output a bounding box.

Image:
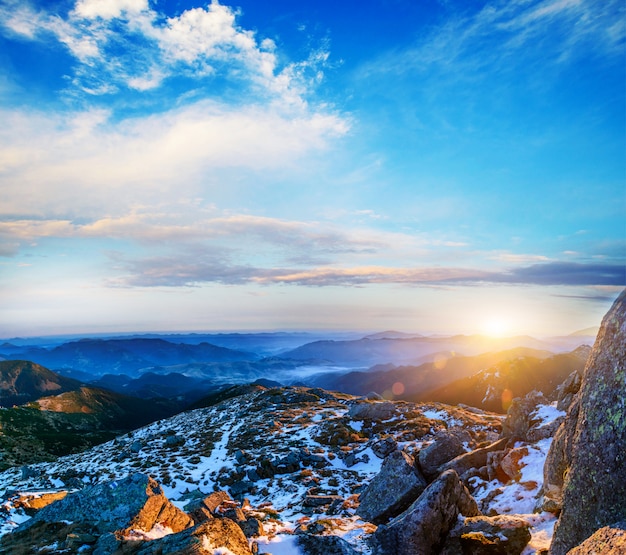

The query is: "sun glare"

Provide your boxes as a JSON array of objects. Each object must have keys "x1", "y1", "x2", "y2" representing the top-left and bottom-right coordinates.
[{"x1": 482, "y1": 317, "x2": 511, "y2": 337}]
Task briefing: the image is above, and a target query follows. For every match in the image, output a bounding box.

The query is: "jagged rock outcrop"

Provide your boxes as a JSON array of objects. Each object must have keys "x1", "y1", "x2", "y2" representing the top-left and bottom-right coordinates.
[
  {"x1": 418, "y1": 427, "x2": 472, "y2": 478},
  {"x1": 19, "y1": 473, "x2": 193, "y2": 536},
  {"x1": 357, "y1": 450, "x2": 427, "y2": 524},
  {"x1": 547, "y1": 290, "x2": 626, "y2": 555},
  {"x1": 137, "y1": 518, "x2": 252, "y2": 555},
  {"x1": 371, "y1": 436, "x2": 397, "y2": 458},
  {"x1": 0, "y1": 474, "x2": 195, "y2": 553},
  {"x1": 372, "y1": 469, "x2": 480, "y2": 555}
]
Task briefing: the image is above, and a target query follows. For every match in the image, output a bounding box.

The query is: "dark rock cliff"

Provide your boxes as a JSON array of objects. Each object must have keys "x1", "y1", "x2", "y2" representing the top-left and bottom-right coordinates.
[{"x1": 547, "y1": 289, "x2": 626, "y2": 555}]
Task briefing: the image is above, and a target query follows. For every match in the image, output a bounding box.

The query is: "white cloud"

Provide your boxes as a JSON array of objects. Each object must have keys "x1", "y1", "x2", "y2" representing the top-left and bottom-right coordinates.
[
  {"x1": 74, "y1": 0, "x2": 149, "y2": 20},
  {"x1": 0, "y1": 0, "x2": 329, "y2": 103}
]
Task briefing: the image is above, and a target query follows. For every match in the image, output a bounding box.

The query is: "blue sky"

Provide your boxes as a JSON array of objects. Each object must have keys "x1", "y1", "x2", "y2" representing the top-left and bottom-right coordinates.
[{"x1": 0, "y1": 0, "x2": 624, "y2": 337}]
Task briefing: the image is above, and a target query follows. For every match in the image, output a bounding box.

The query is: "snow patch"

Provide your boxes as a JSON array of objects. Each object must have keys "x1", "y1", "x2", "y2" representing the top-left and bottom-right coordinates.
[
  {"x1": 531, "y1": 403, "x2": 565, "y2": 427},
  {"x1": 256, "y1": 534, "x2": 303, "y2": 555}
]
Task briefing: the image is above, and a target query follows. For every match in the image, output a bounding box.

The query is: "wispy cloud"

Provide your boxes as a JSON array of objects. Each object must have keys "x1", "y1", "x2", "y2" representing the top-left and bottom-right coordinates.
[
  {"x1": 105, "y1": 252, "x2": 625, "y2": 288},
  {"x1": 0, "y1": 101, "x2": 348, "y2": 219},
  {"x1": 371, "y1": 0, "x2": 625, "y2": 79}
]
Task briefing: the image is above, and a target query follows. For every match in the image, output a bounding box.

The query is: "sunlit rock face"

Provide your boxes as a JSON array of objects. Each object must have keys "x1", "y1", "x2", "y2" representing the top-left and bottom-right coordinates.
[{"x1": 548, "y1": 289, "x2": 626, "y2": 555}]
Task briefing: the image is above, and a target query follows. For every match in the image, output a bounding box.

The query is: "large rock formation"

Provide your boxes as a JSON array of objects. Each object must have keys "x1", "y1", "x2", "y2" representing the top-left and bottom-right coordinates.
[
  {"x1": 547, "y1": 289, "x2": 626, "y2": 554},
  {"x1": 372, "y1": 469, "x2": 479, "y2": 555},
  {"x1": 20, "y1": 473, "x2": 193, "y2": 537}
]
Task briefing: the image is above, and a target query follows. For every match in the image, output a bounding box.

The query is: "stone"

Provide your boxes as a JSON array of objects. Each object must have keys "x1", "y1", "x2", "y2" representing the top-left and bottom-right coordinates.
[
  {"x1": 372, "y1": 469, "x2": 480, "y2": 555},
  {"x1": 500, "y1": 391, "x2": 547, "y2": 441},
  {"x1": 357, "y1": 450, "x2": 427, "y2": 524},
  {"x1": 304, "y1": 494, "x2": 343, "y2": 507},
  {"x1": 239, "y1": 517, "x2": 263, "y2": 538},
  {"x1": 165, "y1": 434, "x2": 185, "y2": 447},
  {"x1": 439, "y1": 438, "x2": 509, "y2": 480},
  {"x1": 230, "y1": 480, "x2": 255, "y2": 497},
  {"x1": 348, "y1": 401, "x2": 397, "y2": 421},
  {"x1": 555, "y1": 368, "x2": 583, "y2": 412},
  {"x1": 13, "y1": 491, "x2": 68, "y2": 514},
  {"x1": 566, "y1": 522, "x2": 626, "y2": 554},
  {"x1": 201, "y1": 490, "x2": 233, "y2": 513},
  {"x1": 371, "y1": 436, "x2": 398, "y2": 459},
  {"x1": 296, "y1": 533, "x2": 363, "y2": 555},
  {"x1": 418, "y1": 427, "x2": 472, "y2": 478},
  {"x1": 459, "y1": 515, "x2": 532, "y2": 554},
  {"x1": 548, "y1": 289, "x2": 626, "y2": 555},
  {"x1": 271, "y1": 451, "x2": 301, "y2": 474},
  {"x1": 499, "y1": 446, "x2": 529, "y2": 482}
]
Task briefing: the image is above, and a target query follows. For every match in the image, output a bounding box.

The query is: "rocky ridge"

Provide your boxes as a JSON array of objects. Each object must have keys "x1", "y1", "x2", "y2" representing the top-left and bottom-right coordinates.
[{"x1": 0, "y1": 380, "x2": 566, "y2": 554}]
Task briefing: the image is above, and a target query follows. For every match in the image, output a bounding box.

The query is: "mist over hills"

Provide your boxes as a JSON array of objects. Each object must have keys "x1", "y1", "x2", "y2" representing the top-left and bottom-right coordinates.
[
  {"x1": 305, "y1": 347, "x2": 555, "y2": 400},
  {"x1": 413, "y1": 346, "x2": 591, "y2": 412},
  {"x1": 280, "y1": 333, "x2": 591, "y2": 368}
]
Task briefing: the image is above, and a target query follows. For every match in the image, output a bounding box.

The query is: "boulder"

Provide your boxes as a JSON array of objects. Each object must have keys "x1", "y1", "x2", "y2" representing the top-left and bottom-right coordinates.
[
  {"x1": 439, "y1": 438, "x2": 508, "y2": 480},
  {"x1": 459, "y1": 515, "x2": 531, "y2": 554},
  {"x1": 548, "y1": 289, "x2": 626, "y2": 555},
  {"x1": 296, "y1": 532, "x2": 363, "y2": 554},
  {"x1": 18, "y1": 473, "x2": 193, "y2": 537},
  {"x1": 372, "y1": 469, "x2": 480, "y2": 555},
  {"x1": 418, "y1": 428, "x2": 472, "y2": 478},
  {"x1": 239, "y1": 517, "x2": 263, "y2": 538},
  {"x1": 134, "y1": 518, "x2": 253, "y2": 555},
  {"x1": 348, "y1": 401, "x2": 397, "y2": 421},
  {"x1": 566, "y1": 522, "x2": 626, "y2": 554},
  {"x1": 499, "y1": 446, "x2": 529, "y2": 482},
  {"x1": 357, "y1": 450, "x2": 427, "y2": 524},
  {"x1": 185, "y1": 491, "x2": 234, "y2": 524},
  {"x1": 372, "y1": 436, "x2": 398, "y2": 459}
]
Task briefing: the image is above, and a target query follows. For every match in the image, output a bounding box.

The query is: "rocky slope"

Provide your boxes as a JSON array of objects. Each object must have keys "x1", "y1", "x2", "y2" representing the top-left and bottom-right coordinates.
[{"x1": 0, "y1": 380, "x2": 568, "y2": 554}]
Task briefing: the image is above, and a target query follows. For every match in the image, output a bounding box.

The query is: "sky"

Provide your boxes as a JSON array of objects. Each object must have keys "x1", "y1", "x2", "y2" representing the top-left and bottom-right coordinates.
[{"x1": 0, "y1": 0, "x2": 624, "y2": 338}]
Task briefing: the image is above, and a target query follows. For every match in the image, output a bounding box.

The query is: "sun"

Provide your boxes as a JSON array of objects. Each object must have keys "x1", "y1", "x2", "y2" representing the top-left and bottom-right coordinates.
[{"x1": 482, "y1": 317, "x2": 511, "y2": 337}]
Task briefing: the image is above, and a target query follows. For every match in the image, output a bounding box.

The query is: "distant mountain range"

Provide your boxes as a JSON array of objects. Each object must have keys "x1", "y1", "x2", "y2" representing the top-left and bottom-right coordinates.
[{"x1": 0, "y1": 338, "x2": 257, "y2": 377}]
